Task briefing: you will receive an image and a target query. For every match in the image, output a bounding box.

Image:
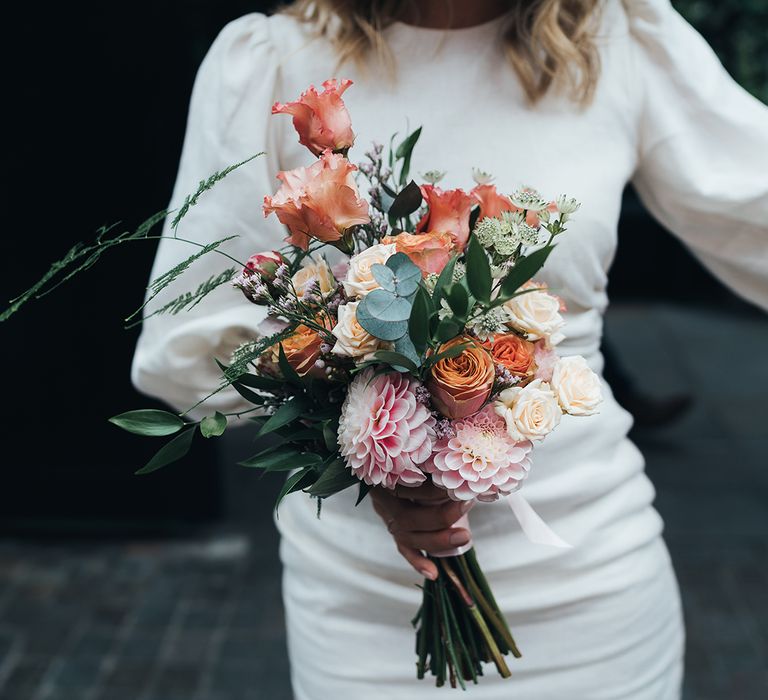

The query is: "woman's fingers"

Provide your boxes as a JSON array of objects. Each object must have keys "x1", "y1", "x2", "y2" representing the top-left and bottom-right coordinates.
[
  {"x1": 394, "y1": 481, "x2": 448, "y2": 504},
  {"x1": 396, "y1": 543, "x2": 438, "y2": 581},
  {"x1": 395, "y1": 526, "x2": 472, "y2": 555}
]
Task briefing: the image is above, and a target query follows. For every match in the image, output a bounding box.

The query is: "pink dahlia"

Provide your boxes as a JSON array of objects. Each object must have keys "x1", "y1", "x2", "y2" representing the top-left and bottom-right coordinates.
[
  {"x1": 338, "y1": 369, "x2": 436, "y2": 489},
  {"x1": 425, "y1": 406, "x2": 533, "y2": 502}
]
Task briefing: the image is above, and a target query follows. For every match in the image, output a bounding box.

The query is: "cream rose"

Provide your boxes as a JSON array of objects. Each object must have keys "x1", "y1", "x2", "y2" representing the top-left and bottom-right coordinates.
[
  {"x1": 292, "y1": 259, "x2": 336, "y2": 301},
  {"x1": 551, "y1": 355, "x2": 602, "y2": 416},
  {"x1": 504, "y1": 287, "x2": 565, "y2": 344},
  {"x1": 494, "y1": 379, "x2": 561, "y2": 442},
  {"x1": 331, "y1": 302, "x2": 389, "y2": 360},
  {"x1": 342, "y1": 243, "x2": 397, "y2": 298}
]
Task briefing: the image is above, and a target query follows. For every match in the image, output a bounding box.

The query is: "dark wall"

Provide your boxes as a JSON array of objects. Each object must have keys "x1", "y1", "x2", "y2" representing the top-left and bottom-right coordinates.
[{"x1": 0, "y1": 1, "x2": 757, "y2": 534}]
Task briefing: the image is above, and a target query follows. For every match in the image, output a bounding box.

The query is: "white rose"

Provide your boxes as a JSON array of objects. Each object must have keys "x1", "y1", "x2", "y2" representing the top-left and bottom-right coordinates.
[
  {"x1": 292, "y1": 259, "x2": 336, "y2": 300},
  {"x1": 494, "y1": 379, "x2": 561, "y2": 442},
  {"x1": 504, "y1": 287, "x2": 565, "y2": 345},
  {"x1": 342, "y1": 243, "x2": 398, "y2": 298},
  {"x1": 551, "y1": 355, "x2": 602, "y2": 416},
  {"x1": 331, "y1": 302, "x2": 389, "y2": 360}
]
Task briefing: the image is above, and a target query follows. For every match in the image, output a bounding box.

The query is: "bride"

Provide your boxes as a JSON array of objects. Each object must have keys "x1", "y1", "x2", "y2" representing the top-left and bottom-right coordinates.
[{"x1": 131, "y1": 1, "x2": 768, "y2": 697}]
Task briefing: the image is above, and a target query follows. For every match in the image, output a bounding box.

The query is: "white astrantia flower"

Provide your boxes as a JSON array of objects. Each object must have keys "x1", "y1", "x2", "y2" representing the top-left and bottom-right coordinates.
[
  {"x1": 472, "y1": 167, "x2": 495, "y2": 185},
  {"x1": 510, "y1": 188, "x2": 548, "y2": 211},
  {"x1": 474, "y1": 216, "x2": 504, "y2": 247},
  {"x1": 556, "y1": 195, "x2": 581, "y2": 215},
  {"x1": 511, "y1": 222, "x2": 541, "y2": 246},
  {"x1": 421, "y1": 169, "x2": 446, "y2": 185},
  {"x1": 468, "y1": 307, "x2": 510, "y2": 341},
  {"x1": 424, "y1": 273, "x2": 439, "y2": 293},
  {"x1": 452, "y1": 261, "x2": 467, "y2": 283},
  {"x1": 437, "y1": 298, "x2": 452, "y2": 320},
  {"x1": 493, "y1": 234, "x2": 519, "y2": 256}
]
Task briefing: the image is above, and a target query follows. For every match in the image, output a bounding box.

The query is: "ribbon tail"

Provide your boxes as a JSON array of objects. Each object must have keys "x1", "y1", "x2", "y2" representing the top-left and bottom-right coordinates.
[{"x1": 507, "y1": 492, "x2": 572, "y2": 548}]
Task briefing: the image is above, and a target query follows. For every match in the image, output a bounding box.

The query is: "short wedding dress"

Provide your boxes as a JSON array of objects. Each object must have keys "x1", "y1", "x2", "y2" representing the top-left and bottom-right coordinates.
[{"x1": 132, "y1": 1, "x2": 768, "y2": 697}]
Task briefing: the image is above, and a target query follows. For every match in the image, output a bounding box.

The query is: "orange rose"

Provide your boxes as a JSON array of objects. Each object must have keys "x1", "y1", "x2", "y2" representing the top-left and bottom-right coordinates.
[
  {"x1": 382, "y1": 231, "x2": 454, "y2": 275},
  {"x1": 415, "y1": 185, "x2": 475, "y2": 250},
  {"x1": 272, "y1": 78, "x2": 356, "y2": 157},
  {"x1": 270, "y1": 323, "x2": 325, "y2": 378},
  {"x1": 471, "y1": 184, "x2": 516, "y2": 220},
  {"x1": 427, "y1": 336, "x2": 495, "y2": 419},
  {"x1": 263, "y1": 151, "x2": 369, "y2": 252},
  {"x1": 482, "y1": 334, "x2": 536, "y2": 377}
]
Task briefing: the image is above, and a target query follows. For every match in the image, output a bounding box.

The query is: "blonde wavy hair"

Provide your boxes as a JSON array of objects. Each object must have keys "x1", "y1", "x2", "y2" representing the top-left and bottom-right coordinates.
[{"x1": 279, "y1": 0, "x2": 603, "y2": 105}]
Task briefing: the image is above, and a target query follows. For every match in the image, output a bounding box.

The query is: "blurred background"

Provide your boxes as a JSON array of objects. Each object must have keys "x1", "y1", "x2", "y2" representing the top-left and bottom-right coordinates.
[{"x1": 0, "y1": 1, "x2": 766, "y2": 699}]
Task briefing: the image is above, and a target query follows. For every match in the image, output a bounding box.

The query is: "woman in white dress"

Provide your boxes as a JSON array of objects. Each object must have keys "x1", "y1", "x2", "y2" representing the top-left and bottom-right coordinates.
[{"x1": 131, "y1": 1, "x2": 768, "y2": 697}]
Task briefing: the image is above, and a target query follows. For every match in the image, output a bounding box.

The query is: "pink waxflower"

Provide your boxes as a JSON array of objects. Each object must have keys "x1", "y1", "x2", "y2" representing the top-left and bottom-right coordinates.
[
  {"x1": 415, "y1": 185, "x2": 476, "y2": 250},
  {"x1": 263, "y1": 150, "x2": 370, "y2": 252},
  {"x1": 272, "y1": 79, "x2": 356, "y2": 157},
  {"x1": 338, "y1": 369, "x2": 436, "y2": 489},
  {"x1": 424, "y1": 406, "x2": 533, "y2": 502}
]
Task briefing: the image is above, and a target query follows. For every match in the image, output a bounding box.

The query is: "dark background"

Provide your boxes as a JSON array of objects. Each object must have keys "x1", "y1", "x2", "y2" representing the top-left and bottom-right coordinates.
[{"x1": 0, "y1": 0, "x2": 765, "y2": 533}]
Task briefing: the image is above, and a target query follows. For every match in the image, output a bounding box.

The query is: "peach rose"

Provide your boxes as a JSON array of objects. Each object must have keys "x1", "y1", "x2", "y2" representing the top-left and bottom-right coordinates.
[
  {"x1": 415, "y1": 185, "x2": 475, "y2": 250},
  {"x1": 483, "y1": 334, "x2": 536, "y2": 377},
  {"x1": 269, "y1": 323, "x2": 326, "y2": 378},
  {"x1": 471, "y1": 184, "x2": 516, "y2": 220},
  {"x1": 342, "y1": 243, "x2": 397, "y2": 298},
  {"x1": 494, "y1": 379, "x2": 561, "y2": 442},
  {"x1": 263, "y1": 150, "x2": 369, "y2": 252},
  {"x1": 291, "y1": 259, "x2": 337, "y2": 301},
  {"x1": 272, "y1": 78, "x2": 356, "y2": 157},
  {"x1": 382, "y1": 231, "x2": 454, "y2": 275},
  {"x1": 331, "y1": 302, "x2": 390, "y2": 360},
  {"x1": 427, "y1": 336, "x2": 495, "y2": 419}
]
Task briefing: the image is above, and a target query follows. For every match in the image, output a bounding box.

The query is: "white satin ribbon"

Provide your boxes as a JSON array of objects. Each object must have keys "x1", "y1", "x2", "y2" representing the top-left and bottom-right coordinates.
[{"x1": 506, "y1": 492, "x2": 572, "y2": 548}]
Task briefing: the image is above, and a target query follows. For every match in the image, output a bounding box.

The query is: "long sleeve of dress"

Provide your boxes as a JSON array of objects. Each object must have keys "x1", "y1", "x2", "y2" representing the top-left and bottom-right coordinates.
[
  {"x1": 625, "y1": 0, "x2": 768, "y2": 310},
  {"x1": 131, "y1": 14, "x2": 287, "y2": 418}
]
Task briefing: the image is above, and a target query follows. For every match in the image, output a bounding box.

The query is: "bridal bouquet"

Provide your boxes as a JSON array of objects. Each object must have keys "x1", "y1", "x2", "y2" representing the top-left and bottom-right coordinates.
[{"x1": 3, "y1": 78, "x2": 602, "y2": 689}]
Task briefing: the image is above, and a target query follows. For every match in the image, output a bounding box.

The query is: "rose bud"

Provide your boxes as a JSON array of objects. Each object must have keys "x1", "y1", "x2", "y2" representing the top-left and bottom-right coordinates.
[{"x1": 272, "y1": 78, "x2": 356, "y2": 157}]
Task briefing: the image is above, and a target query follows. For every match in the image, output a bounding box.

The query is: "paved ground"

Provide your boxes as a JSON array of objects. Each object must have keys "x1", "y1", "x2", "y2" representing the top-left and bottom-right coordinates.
[{"x1": 0, "y1": 303, "x2": 766, "y2": 700}]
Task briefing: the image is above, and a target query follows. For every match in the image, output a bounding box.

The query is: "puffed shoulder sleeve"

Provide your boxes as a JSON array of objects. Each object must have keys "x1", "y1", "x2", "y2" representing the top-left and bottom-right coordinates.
[
  {"x1": 131, "y1": 14, "x2": 287, "y2": 417},
  {"x1": 625, "y1": 0, "x2": 768, "y2": 310}
]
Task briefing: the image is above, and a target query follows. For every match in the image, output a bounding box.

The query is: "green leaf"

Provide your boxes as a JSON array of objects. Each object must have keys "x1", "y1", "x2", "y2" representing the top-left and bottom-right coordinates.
[
  {"x1": 109, "y1": 409, "x2": 185, "y2": 437},
  {"x1": 236, "y1": 373, "x2": 283, "y2": 391},
  {"x1": 307, "y1": 458, "x2": 358, "y2": 498},
  {"x1": 322, "y1": 420, "x2": 339, "y2": 452},
  {"x1": 431, "y1": 255, "x2": 458, "y2": 308},
  {"x1": 200, "y1": 412, "x2": 227, "y2": 438},
  {"x1": 464, "y1": 235, "x2": 492, "y2": 303},
  {"x1": 373, "y1": 350, "x2": 418, "y2": 372},
  {"x1": 386, "y1": 253, "x2": 422, "y2": 297},
  {"x1": 135, "y1": 427, "x2": 195, "y2": 475},
  {"x1": 408, "y1": 286, "x2": 433, "y2": 354},
  {"x1": 275, "y1": 467, "x2": 317, "y2": 513},
  {"x1": 278, "y1": 344, "x2": 304, "y2": 388},
  {"x1": 388, "y1": 180, "x2": 423, "y2": 219},
  {"x1": 232, "y1": 381, "x2": 268, "y2": 405},
  {"x1": 371, "y1": 263, "x2": 396, "y2": 292},
  {"x1": 395, "y1": 126, "x2": 422, "y2": 186},
  {"x1": 425, "y1": 339, "x2": 474, "y2": 369},
  {"x1": 393, "y1": 334, "x2": 421, "y2": 367},
  {"x1": 239, "y1": 449, "x2": 322, "y2": 471},
  {"x1": 500, "y1": 244, "x2": 556, "y2": 298},
  {"x1": 257, "y1": 397, "x2": 307, "y2": 437},
  {"x1": 434, "y1": 318, "x2": 462, "y2": 344},
  {"x1": 446, "y1": 283, "x2": 470, "y2": 318},
  {"x1": 355, "y1": 481, "x2": 371, "y2": 506}
]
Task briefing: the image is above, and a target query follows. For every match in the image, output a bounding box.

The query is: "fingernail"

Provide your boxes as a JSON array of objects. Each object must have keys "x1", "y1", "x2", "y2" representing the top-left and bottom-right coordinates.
[
  {"x1": 459, "y1": 501, "x2": 473, "y2": 513},
  {"x1": 449, "y1": 529, "x2": 470, "y2": 546},
  {"x1": 419, "y1": 567, "x2": 436, "y2": 581}
]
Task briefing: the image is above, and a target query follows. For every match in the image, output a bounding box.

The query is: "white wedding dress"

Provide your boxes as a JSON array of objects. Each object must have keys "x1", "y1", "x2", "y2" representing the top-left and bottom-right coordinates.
[{"x1": 131, "y1": 1, "x2": 768, "y2": 697}]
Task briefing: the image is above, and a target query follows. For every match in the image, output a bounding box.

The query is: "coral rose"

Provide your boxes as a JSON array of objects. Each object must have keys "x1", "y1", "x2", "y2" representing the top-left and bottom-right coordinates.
[
  {"x1": 269, "y1": 323, "x2": 326, "y2": 378},
  {"x1": 382, "y1": 231, "x2": 454, "y2": 275},
  {"x1": 471, "y1": 184, "x2": 516, "y2": 220},
  {"x1": 415, "y1": 185, "x2": 476, "y2": 250},
  {"x1": 483, "y1": 333, "x2": 536, "y2": 377},
  {"x1": 272, "y1": 78, "x2": 356, "y2": 157},
  {"x1": 263, "y1": 150, "x2": 369, "y2": 252},
  {"x1": 427, "y1": 336, "x2": 495, "y2": 419}
]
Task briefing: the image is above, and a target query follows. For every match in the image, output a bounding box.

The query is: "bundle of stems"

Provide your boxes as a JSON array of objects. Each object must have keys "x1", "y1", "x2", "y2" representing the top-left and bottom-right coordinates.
[{"x1": 412, "y1": 548, "x2": 522, "y2": 689}]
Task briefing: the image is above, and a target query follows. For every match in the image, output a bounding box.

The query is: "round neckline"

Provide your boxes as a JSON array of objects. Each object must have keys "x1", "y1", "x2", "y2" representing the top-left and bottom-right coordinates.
[{"x1": 387, "y1": 12, "x2": 509, "y2": 36}]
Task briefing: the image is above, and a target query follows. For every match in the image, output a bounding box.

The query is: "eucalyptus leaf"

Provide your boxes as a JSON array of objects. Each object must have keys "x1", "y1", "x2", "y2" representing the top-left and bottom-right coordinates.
[
  {"x1": 109, "y1": 409, "x2": 184, "y2": 437},
  {"x1": 386, "y1": 253, "x2": 422, "y2": 297},
  {"x1": 361, "y1": 289, "x2": 412, "y2": 321},
  {"x1": 135, "y1": 427, "x2": 195, "y2": 475},
  {"x1": 371, "y1": 263, "x2": 396, "y2": 292},
  {"x1": 393, "y1": 334, "x2": 421, "y2": 367},
  {"x1": 200, "y1": 412, "x2": 227, "y2": 438}
]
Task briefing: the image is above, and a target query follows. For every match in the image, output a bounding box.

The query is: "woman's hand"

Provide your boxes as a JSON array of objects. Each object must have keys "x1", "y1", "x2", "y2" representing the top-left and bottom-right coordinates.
[{"x1": 370, "y1": 482, "x2": 474, "y2": 580}]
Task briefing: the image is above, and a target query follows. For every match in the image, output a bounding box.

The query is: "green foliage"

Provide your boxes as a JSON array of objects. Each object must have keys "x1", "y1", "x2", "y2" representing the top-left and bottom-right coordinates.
[
  {"x1": 135, "y1": 427, "x2": 196, "y2": 475},
  {"x1": 395, "y1": 127, "x2": 422, "y2": 187},
  {"x1": 109, "y1": 409, "x2": 185, "y2": 437},
  {"x1": 200, "y1": 412, "x2": 227, "y2": 438},
  {"x1": 464, "y1": 236, "x2": 492, "y2": 304},
  {"x1": 307, "y1": 458, "x2": 358, "y2": 498}
]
